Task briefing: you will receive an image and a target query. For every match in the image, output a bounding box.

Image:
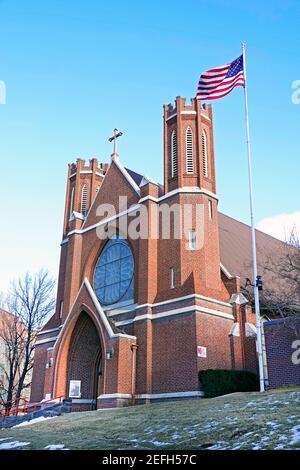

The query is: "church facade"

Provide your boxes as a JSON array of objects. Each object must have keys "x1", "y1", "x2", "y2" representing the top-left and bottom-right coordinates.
[{"x1": 31, "y1": 96, "x2": 258, "y2": 410}]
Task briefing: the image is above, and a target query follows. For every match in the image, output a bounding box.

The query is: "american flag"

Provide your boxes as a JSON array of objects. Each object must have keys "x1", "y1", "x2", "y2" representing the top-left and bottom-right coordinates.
[{"x1": 197, "y1": 55, "x2": 245, "y2": 101}]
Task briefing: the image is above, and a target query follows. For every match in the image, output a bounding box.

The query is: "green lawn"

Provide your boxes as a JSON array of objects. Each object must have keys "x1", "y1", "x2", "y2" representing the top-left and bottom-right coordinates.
[{"x1": 1, "y1": 388, "x2": 300, "y2": 450}]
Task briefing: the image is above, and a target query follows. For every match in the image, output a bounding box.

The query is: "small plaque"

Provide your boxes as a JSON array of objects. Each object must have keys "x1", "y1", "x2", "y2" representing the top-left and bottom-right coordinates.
[
  {"x1": 69, "y1": 380, "x2": 81, "y2": 398},
  {"x1": 197, "y1": 346, "x2": 207, "y2": 358}
]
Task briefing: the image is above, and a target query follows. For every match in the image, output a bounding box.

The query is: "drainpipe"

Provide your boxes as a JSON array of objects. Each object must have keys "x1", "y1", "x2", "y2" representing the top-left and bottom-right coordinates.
[{"x1": 131, "y1": 344, "x2": 138, "y2": 405}]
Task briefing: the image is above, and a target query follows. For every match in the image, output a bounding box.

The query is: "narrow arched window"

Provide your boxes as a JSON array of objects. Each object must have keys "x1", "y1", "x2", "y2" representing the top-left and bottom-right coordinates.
[
  {"x1": 81, "y1": 184, "x2": 88, "y2": 216},
  {"x1": 171, "y1": 130, "x2": 177, "y2": 177},
  {"x1": 202, "y1": 130, "x2": 208, "y2": 177},
  {"x1": 186, "y1": 127, "x2": 194, "y2": 174},
  {"x1": 69, "y1": 187, "x2": 74, "y2": 218}
]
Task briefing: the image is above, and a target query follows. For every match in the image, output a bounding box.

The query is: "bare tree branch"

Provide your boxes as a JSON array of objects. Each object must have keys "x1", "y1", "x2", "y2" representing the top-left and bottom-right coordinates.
[{"x1": 0, "y1": 270, "x2": 55, "y2": 405}]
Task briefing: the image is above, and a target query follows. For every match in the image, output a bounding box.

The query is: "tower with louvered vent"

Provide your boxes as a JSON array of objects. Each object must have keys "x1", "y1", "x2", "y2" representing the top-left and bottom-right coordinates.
[{"x1": 163, "y1": 96, "x2": 216, "y2": 195}]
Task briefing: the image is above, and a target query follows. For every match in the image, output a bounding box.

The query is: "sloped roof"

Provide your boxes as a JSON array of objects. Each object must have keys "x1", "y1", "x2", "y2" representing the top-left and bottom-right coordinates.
[
  {"x1": 125, "y1": 168, "x2": 144, "y2": 186},
  {"x1": 218, "y1": 212, "x2": 286, "y2": 288}
]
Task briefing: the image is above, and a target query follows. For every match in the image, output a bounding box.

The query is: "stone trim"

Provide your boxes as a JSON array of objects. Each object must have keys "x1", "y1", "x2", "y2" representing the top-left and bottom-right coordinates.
[
  {"x1": 71, "y1": 399, "x2": 96, "y2": 404},
  {"x1": 98, "y1": 391, "x2": 203, "y2": 400},
  {"x1": 107, "y1": 293, "x2": 232, "y2": 317},
  {"x1": 114, "y1": 305, "x2": 234, "y2": 327},
  {"x1": 136, "y1": 391, "x2": 204, "y2": 399},
  {"x1": 37, "y1": 326, "x2": 62, "y2": 337},
  {"x1": 56, "y1": 278, "x2": 137, "y2": 343},
  {"x1": 35, "y1": 336, "x2": 58, "y2": 345}
]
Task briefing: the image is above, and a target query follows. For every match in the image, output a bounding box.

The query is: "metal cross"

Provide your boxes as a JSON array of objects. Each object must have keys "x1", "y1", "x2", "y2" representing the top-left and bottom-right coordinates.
[{"x1": 108, "y1": 128, "x2": 123, "y2": 156}]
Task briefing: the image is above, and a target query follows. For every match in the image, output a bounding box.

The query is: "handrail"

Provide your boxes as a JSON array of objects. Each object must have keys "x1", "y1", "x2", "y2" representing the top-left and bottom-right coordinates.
[
  {"x1": 0, "y1": 396, "x2": 28, "y2": 417},
  {"x1": 26, "y1": 395, "x2": 65, "y2": 414},
  {"x1": 0, "y1": 395, "x2": 65, "y2": 417}
]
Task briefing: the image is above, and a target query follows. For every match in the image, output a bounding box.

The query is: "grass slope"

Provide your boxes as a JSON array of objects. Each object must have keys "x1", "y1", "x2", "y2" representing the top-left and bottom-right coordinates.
[{"x1": 1, "y1": 388, "x2": 300, "y2": 450}]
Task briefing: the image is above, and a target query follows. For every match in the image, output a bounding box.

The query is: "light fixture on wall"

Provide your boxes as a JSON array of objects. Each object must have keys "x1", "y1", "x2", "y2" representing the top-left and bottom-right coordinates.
[
  {"x1": 46, "y1": 358, "x2": 53, "y2": 369},
  {"x1": 106, "y1": 350, "x2": 113, "y2": 360}
]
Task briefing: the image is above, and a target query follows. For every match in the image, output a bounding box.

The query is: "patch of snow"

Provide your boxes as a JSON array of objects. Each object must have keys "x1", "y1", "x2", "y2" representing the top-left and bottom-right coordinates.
[
  {"x1": 44, "y1": 444, "x2": 69, "y2": 450},
  {"x1": 266, "y1": 421, "x2": 281, "y2": 428},
  {"x1": 231, "y1": 443, "x2": 242, "y2": 450},
  {"x1": 290, "y1": 425, "x2": 300, "y2": 445},
  {"x1": 243, "y1": 401, "x2": 257, "y2": 408},
  {"x1": 207, "y1": 442, "x2": 227, "y2": 450},
  {"x1": 275, "y1": 444, "x2": 285, "y2": 450},
  {"x1": 225, "y1": 417, "x2": 238, "y2": 424},
  {"x1": 0, "y1": 440, "x2": 30, "y2": 450},
  {"x1": 151, "y1": 440, "x2": 172, "y2": 447},
  {"x1": 13, "y1": 416, "x2": 58, "y2": 428}
]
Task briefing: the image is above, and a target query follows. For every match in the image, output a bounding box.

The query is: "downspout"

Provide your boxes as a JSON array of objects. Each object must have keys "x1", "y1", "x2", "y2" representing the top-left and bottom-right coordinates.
[
  {"x1": 131, "y1": 343, "x2": 138, "y2": 405},
  {"x1": 239, "y1": 305, "x2": 246, "y2": 369}
]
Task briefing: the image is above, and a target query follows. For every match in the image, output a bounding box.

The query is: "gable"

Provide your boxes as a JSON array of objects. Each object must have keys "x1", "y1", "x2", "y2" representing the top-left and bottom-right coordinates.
[{"x1": 83, "y1": 159, "x2": 141, "y2": 230}]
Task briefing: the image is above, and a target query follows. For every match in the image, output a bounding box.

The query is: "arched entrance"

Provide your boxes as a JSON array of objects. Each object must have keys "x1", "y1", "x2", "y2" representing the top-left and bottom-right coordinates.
[{"x1": 67, "y1": 311, "x2": 103, "y2": 410}]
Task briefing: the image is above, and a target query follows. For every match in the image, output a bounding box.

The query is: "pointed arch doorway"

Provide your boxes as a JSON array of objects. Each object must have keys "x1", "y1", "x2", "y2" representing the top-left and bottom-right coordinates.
[{"x1": 67, "y1": 311, "x2": 103, "y2": 411}]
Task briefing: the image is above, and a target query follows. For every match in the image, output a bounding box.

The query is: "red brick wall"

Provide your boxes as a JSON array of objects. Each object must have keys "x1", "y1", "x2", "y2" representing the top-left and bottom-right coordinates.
[
  {"x1": 196, "y1": 313, "x2": 233, "y2": 372},
  {"x1": 264, "y1": 319, "x2": 300, "y2": 388},
  {"x1": 151, "y1": 313, "x2": 198, "y2": 393},
  {"x1": 30, "y1": 346, "x2": 47, "y2": 402}
]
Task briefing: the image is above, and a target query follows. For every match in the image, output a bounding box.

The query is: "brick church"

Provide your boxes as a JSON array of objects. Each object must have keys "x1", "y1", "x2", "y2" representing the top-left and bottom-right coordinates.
[{"x1": 30, "y1": 96, "x2": 276, "y2": 410}]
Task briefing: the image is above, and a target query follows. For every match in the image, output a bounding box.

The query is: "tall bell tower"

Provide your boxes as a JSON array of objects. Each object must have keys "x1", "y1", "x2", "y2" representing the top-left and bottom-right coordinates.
[
  {"x1": 162, "y1": 97, "x2": 224, "y2": 299},
  {"x1": 163, "y1": 96, "x2": 216, "y2": 195}
]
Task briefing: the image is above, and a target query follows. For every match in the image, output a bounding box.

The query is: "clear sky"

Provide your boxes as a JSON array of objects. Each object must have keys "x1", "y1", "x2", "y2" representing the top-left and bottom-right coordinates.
[{"x1": 0, "y1": 0, "x2": 299, "y2": 291}]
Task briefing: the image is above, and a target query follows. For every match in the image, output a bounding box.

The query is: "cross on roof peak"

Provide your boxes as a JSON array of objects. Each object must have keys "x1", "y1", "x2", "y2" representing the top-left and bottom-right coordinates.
[{"x1": 108, "y1": 128, "x2": 123, "y2": 160}]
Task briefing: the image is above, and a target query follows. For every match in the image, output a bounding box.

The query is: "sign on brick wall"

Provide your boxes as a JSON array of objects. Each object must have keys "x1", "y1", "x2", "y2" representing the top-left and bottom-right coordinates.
[
  {"x1": 197, "y1": 346, "x2": 207, "y2": 358},
  {"x1": 69, "y1": 380, "x2": 81, "y2": 398}
]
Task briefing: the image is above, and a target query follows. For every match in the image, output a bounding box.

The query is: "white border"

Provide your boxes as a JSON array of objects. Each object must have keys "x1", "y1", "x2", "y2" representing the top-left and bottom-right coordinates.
[
  {"x1": 67, "y1": 187, "x2": 218, "y2": 237},
  {"x1": 97, "y1": 391, "x2": 204, "y2": 400},
  {"x1": 113, "y1": 305, "x2": 234, "y2": 327},
  {"x1": 107, "y1": 293, "x2": 232, "y2": 317},
  {"x1": 57, "y1": 278, "x2": 136, "y2": 342},
  {"x1": 36, "y1": 336, "x2": 59, "y2": 345}
]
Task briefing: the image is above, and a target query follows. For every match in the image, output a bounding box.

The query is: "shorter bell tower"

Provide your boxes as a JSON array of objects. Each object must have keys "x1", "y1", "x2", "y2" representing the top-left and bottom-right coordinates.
[
  {"x1": 62, "y1": 158, "x2": 109, "y2": 237},
  {"x1": 163, "y1": 96, "x2": 216, "y2": 195}
]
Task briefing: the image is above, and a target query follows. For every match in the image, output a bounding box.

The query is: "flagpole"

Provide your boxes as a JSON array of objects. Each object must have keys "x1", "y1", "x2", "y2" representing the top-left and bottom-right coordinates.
[{"x1": 242, "y1": 42, "x2": 265, "y2": 392}]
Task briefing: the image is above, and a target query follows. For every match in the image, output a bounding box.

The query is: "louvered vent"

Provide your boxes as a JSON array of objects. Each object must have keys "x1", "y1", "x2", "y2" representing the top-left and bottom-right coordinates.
[
  {"x1": 202, "y1": 130, "x2": 208, "y2": 177},
  {"x1": 171, "y1": 130, "x2": 177, "y2": 177},
  {"x1": 186, "y1": 127, "x2": 194, "y2": 174},
  {"x1": 81, "y1": 184, "x2": 88, "y2": 216}
]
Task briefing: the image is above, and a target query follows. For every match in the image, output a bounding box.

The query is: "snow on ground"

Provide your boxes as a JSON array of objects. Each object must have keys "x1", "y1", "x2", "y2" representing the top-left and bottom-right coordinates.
[
  {"x1": 0, "y1": 440, "x2": 30, "y2": 449},
  {"x1": 13, "y1": 416, "x2": 58, "y2": 428},
  {"x1": 290, "y1": 425, "x2": 300, "y2": 445},
  {"x1": 44, "y1": 444, "x2": 69, "y2": 450}
]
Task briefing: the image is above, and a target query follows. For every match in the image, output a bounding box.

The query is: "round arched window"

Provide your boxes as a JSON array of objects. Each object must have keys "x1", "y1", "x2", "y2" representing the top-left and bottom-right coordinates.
[{"x1": 94, "y1": 237, "x2": 134, "y2": 306}]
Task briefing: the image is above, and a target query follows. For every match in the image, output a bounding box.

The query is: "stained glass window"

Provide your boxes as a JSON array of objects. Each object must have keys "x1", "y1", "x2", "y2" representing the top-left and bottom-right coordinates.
[{"x1": 94, "y1": 236, "x2": 134, "y2": 306}]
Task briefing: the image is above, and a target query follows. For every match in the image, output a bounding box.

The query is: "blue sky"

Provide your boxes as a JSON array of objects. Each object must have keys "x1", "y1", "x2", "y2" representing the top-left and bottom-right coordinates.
[{"x1": 0, "y1": 0, "x2": 299, "y2": 290}]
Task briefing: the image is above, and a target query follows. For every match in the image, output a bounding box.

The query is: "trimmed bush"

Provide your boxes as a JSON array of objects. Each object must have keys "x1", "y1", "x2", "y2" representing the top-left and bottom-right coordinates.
[{"x1": 199, "y1": 369, "x2": 259, "y2": 398}]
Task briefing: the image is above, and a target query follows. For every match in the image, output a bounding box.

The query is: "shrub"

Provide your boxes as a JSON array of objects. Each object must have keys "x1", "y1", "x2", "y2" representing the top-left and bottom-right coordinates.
[{"x1": 199, "y1": 369, "x2": 259, "y2": 398}]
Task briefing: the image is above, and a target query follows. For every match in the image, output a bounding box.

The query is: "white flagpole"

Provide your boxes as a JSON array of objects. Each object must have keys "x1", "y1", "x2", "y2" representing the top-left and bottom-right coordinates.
[{"x1": 242, "y1": 42, "x2": 265, "y2": 392}]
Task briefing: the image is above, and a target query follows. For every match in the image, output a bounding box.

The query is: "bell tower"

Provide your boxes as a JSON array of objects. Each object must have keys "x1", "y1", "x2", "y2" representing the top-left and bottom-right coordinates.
[
  {"x1": 162, "y1": 96, "x2": 223, "y2": 299},
  {"x1": 62, "y1": 158, "x2": 109, "y2": 237},
  {"x1": 163, "y1": 96, "x2": 216, "y2": 195}
]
